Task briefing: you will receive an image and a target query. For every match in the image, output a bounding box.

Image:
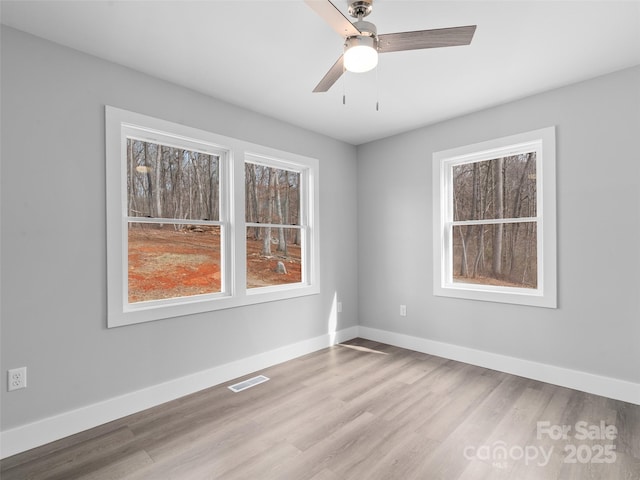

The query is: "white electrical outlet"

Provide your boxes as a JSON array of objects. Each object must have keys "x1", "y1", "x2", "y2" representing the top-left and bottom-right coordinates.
[
  {"x1": 337, "y1": 302, "x2": 343, "y2": 313},
  {"x1": 8, "y1": 367, "x2": 27, "y2": 391},
  {"x1": 400, "y1": 305, "x2": 407, "y2": 316}
]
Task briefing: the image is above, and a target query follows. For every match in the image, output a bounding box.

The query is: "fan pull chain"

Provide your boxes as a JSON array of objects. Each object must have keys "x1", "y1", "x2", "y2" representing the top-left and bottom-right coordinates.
[
  {"x1": 342, "y1": 69, "x2": 347, "y2": 105},
  {"x1": 375, "y1": 64, "x2": 380, "y2": 112}
]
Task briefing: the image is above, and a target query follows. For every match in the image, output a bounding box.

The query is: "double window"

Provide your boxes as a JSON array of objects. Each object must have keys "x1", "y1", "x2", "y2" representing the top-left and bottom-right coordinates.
[
  {"x1": 433, "y1": 127, "x2": 557, "y2": 308},
  {"x1": 106, "y1": 107, "x2": 319, "y2": 327}
]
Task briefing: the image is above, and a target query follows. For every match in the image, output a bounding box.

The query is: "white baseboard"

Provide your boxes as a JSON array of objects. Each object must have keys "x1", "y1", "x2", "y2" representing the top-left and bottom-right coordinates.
[
  {"x1": 358, "y1": 326, "x2": 640, "y2": 406},
  {"x1": 0, "y1": 326, "x2": 359, "y2": 459},
  {"x1": 4, "y1": 325, "x2": 637, "y2": 459}
]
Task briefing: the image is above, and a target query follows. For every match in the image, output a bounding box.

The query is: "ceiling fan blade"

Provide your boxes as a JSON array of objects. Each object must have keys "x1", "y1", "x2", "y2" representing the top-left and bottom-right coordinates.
[
  {"x1": 378, "y1": 25, "x2": 476, "y2": 53},
  {"x1": 304, "y1": 0, "x2": 361, "y2": 37},
  {"x1": 313, "y1": 55, "x2": 345, "y2": 92}
]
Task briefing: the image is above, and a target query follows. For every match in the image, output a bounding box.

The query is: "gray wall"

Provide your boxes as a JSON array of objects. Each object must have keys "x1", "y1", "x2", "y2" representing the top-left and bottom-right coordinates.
[
  {"x1": 358, "y1": 65, "x2": 640, "y2": 384},
  {"x1": 0, "y1": 27, "x2": 358, "y2": 430},
  {"x1": 3, "y1": 23, "x2": 639, "y2": 436}
]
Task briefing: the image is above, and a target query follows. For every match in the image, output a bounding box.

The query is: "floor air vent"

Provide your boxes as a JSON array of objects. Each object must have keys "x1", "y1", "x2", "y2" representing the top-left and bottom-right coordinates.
[{"x1": 228, "y1": 375, "x2": 270, "y2": 393}]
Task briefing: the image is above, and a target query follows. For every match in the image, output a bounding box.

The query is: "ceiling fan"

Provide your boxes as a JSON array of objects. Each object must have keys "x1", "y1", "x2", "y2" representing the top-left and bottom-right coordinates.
[{"x1": 305, "y1": 0, "x2": 476, "y2": 92}]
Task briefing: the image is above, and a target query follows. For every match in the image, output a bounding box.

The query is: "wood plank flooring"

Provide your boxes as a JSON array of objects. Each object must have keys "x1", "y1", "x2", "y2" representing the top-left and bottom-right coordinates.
[{"x1": 2, "y1": 338, "x2": 639, "y2": 479}]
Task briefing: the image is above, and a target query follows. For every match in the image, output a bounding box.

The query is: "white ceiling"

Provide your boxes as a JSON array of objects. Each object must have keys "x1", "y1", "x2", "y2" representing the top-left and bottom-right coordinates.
[{"x1": 2, "y1": 0, "x2": 640, "y2": 145}]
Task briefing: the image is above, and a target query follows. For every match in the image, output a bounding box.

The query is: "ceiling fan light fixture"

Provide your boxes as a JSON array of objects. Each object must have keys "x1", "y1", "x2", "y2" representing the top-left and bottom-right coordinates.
[{"x1": 343, "y1": 35, "x2": 378, "y2": 73}]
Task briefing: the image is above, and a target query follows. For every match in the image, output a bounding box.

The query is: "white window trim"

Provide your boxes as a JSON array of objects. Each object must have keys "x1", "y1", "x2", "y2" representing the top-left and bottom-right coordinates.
[
  {"x1": 432, "y1": 126, "x2": 557, "y2": 308},
  {"x1": 106, "y1": 106, "x2": 320, "y2": 327}
]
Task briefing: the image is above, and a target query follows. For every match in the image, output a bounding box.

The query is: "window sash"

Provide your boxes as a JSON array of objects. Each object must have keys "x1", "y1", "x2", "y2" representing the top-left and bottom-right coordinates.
[
  {"x1": 450, "y1": 217, "x2": 538, "y2": 227},
  {"x1": 442, "y1": 148, "x2": 543, "y2": 293},
  {"x1": 244, "y1": 155, "x2": 312, "y2": 290},
  {"x1": 245, "y1": 222, "x2": 303, "y2": 229},
  {"x1": 126, "y1": 222, "x2": 226, "y2": 305},
  {"x1": 128, "y1": 217, "x2": 224, "y2": 226}
]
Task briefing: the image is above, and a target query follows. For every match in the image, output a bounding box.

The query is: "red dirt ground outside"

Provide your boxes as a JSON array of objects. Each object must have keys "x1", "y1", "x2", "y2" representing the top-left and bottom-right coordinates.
[{"x1": 128, "y1": 226, "x2": 301, "y2": 303}]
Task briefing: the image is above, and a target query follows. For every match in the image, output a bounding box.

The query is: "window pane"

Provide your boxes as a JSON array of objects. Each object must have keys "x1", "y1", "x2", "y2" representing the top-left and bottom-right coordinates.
[
  {"x1": 127, "y1": 139, "x2": 220, "y2": 221},
  {"x1": 453, "y1": 153, "x2": 536, "y2": 221},
  {"x1": 128, "y1": 222, "x2": 221, "y2": 303},
  {"x1": 245, "y1": 163, "x2": 300, "y2": 225},
  {"x1": 246, "y1": 227, "x2": 302, "y2": 289},
  {"x1": 452, "y1": 222, "x2": 537, "y2": 288}
]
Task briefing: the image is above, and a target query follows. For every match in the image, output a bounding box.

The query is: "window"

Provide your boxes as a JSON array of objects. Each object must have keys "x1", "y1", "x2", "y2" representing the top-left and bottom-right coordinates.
[
  {"x1": 433, "y1": 127, "x2": 556, "y2": 308},
  {"x1": 245, "y1": 159, "x2": 305, "y2": 290},
  {"x1": 125, "y1": 136, "x2": 227, "y2": 304},
  {"x1": 106, "y1": 107, "x2": 319, "y2": 327}
]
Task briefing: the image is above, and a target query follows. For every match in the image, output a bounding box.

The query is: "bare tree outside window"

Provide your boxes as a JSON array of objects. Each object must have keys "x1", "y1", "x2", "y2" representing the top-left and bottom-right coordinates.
[
  {"x1": 451, "y1": 153, "x2": 537, "y2": 288},
  {"x1": 126, "y1": 139, "x2": 222, "y2": 303},
  {"x1": 244, "y1": 162, "x2": 302, "y2": 289}
]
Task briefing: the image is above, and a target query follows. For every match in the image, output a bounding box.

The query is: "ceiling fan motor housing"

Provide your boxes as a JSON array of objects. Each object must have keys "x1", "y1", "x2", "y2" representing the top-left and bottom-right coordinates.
[
  {"x1": 344, "y1": 34, "x2": 378, "y2": 54},
  {"x1": 344, "y1": 19, "x2": 378, "y2": 61},
  {"x1": 352, "y1": 20, "x2": 377, "y2": 37}
]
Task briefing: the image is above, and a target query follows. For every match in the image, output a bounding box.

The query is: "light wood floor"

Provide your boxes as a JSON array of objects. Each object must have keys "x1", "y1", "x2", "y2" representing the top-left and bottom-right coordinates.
[{"x1": 2, "y1": 338, "x2": 639, "y2": 479}]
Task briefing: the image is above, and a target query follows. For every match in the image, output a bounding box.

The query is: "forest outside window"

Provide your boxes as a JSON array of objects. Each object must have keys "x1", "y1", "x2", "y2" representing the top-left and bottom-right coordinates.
[
  {"x1": 126, "y1": 138, "x2": 225, "y2": 304},
  {"x1": 245, "y1": 159, "x2": 305, "y2": 290},
  {"x1": 106, "y1": 107, "x2": 319, "y2": 327},
  {"x1": 433, "y1": 127, "x2": 557, "y2": 308}
]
